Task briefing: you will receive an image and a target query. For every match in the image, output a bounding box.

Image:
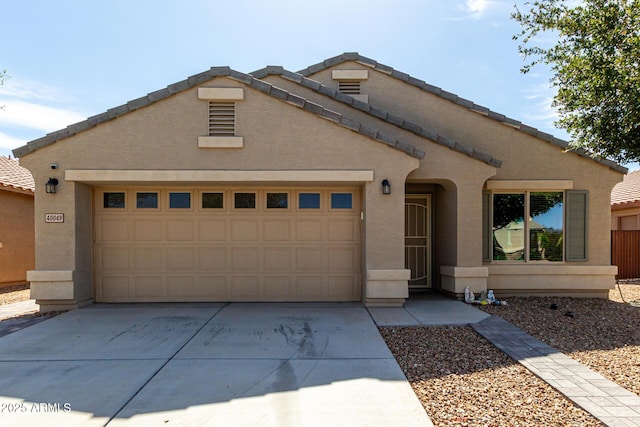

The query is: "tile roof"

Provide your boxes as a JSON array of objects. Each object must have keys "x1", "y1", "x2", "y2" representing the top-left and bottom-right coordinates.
[
  {"x1": 0, "y1": 156, "x2": 34, "y2": 194},
  {"x1": 611, "y1": 170, "x2": 640, "y2": 208},
  {"x1": 251, "y1": 66, "x2": 502, "y2": 168},
  {"x1": 297, "y1": 52, "x2": 627, "y2": 174},
  {"x1": 13, "y1": 68, "x2": 424, "y2": 160}
]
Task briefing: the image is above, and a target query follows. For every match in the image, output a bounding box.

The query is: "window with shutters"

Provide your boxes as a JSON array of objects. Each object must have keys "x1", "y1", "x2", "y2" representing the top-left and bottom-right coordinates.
[
  {"x1": 489, "y1": 191, "x2": 565, "y2": 262},
  {"x1": 208, "y1": 102, "x2": 235, "y2": 136}
]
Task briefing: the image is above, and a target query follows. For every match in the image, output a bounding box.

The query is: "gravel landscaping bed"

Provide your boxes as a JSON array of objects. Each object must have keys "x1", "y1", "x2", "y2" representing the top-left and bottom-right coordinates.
[
  {"x1": 477, "y1": 283, "x2": 640, "y2": 396},
  {"x1": 381, "y1": 325, "x2": 602, "y2": 426},
  {"x1": 380, "y1": 284, "x2": 640, "y2": 426},
  {"x1": 0, "y1": 283, "x2": 30, "y2": 306}
]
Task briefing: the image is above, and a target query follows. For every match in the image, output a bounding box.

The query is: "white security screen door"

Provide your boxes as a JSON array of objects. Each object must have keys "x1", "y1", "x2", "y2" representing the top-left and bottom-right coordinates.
[{"x1": 405, "y1": 195, "x2": 431, "y2": 289}]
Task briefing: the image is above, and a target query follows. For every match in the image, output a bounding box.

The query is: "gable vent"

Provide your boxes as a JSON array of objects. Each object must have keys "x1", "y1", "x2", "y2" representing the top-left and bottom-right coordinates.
[
  {"x1": 338, "y1": 81, "x2": 361, "y2": 95},
  {"x1": 208, "y1": 102, "x2": 235, "y2": 136}
]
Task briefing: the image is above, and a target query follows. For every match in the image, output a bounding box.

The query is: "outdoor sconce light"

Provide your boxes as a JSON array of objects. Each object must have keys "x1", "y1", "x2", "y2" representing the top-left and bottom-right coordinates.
[
  {"x1": 382, "y1": 179, "x2": 391, "y2": 195},
  {"x1": 45, "y1": 178, "x2": 59, "y2": 194}
]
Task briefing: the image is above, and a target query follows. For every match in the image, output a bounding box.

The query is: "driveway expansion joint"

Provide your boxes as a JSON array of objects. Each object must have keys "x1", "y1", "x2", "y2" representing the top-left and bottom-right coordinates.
[{"x1": 106, "y1": 303, "x2": 228, "y2": 424}]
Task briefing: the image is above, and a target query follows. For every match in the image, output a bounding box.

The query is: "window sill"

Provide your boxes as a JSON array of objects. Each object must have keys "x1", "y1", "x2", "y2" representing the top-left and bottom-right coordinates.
[{"x1": 198, "y1": 136, "x2": 243, "y2": 148}]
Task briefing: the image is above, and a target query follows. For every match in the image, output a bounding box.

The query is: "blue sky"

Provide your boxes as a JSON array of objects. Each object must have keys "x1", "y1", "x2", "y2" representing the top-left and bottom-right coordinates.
[{"x1": 2, "y1": 0, "x2": 615, "y2": 167}]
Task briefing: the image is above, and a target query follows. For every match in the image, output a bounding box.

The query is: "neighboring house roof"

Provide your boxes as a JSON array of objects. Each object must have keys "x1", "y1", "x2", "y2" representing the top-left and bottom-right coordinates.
[
  {"x1": 0, "y1": 156, "x2": 34, "y2": 195},
  {"x1": 298, "y1": 52, "x2": 626, "y2": 174},
  {"x1": 251, "y1": 66, "x2": 502, "y2": 168},
  {"x1": 13, "y1": 67, "x2": 424, "y2": 160},
  {"x1": 611, "y1": 170, "x2": 640, "y2": 209}
]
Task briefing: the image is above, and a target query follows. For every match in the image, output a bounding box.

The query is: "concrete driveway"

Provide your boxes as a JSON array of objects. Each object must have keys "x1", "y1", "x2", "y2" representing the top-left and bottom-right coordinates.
[{"x1": 0, "y1": 303, "x2": 432, "y2": 426}]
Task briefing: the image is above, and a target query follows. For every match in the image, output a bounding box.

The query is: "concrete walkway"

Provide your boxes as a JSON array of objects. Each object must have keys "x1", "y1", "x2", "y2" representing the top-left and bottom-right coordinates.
[
  {"x1": 0, "y1": 303, "x2": 432, "y2": 427},
  {"x1": 368, "y1": 295, "x2": 640, "y2": 426},
  {"x1": 472, "y1": 316, "x2": 640, "y2": 427}
]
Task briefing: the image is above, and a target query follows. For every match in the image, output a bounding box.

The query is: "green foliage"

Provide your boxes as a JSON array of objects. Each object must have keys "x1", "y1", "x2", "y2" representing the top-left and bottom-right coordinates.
[
  {"x1": 513, "y1": 0, "x2": 640, "y2": 163},
  {"x1": 493, "y1": 192, "x2": 563, "y2": 230}
]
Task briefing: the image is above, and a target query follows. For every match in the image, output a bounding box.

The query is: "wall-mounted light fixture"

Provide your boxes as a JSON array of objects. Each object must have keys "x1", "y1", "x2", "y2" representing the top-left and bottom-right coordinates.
[
  {"x1": 381, "y1": 179, "x2": 391, "y2": 195},
  {"x1": 45, "y1": 178, "x2": 59, "y2": 194}
]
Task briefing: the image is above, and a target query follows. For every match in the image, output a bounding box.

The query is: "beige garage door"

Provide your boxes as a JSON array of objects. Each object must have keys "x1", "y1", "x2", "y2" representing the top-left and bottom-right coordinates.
[{"x1": 94, "y1": 187, "x2": 361, "y2": 302}]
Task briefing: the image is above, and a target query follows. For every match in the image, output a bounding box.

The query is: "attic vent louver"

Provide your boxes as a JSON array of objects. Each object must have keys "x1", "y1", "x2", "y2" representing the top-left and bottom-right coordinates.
[
  {"x1": 208, "y1": 102, "x2": 235, "y2": 136},
  {"x1": 338, "y1": 81, "x2": 361, "y2": 95}
]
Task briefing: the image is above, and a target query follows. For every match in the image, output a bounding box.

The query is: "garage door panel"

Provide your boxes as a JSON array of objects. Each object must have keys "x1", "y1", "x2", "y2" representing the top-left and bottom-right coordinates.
[
  {"x1": 264, "y1": 277, "x2": 292, "y2": 297},
  {"x1": 328, "y1": 219, "x2": 357, "y2": 242},
  {"x1": 134, "y1": 247, "x2": 163, "y2": 270},
  {"x1": 295, "y1": 219, "x2": 324, "y2": 241},
  {"x1": 231, "y1": 247, "x2": 260, "y2": 270},
  {"x1": 231, "y1": 220, "x2": 259, "y2": 241},
  {"x1": 95, "y1": 187, "x2": 361, "y2": 302},
  {"x1": 329, "y1": 276, "x2": 356, "y2": 298},
  {"x1": 230, "y1": 276, "x2": 260, "y2": 298},
  {"x1": 134, "y1": 276, "x2": 164, "y2": 298},
  {"x1": 328, "y1": 247, "x2": 358, "y2": 271},
  {"x1": 98, "y1": 247, "x2": 130, "y2": 271},
  {"x1": 264, "y1": 247, "x2": 291, "y2": 270},
  {"x1": 296, "y1": 276, "x2": 327, "y2": 297},
  {"x1": 101, "y1": 277, "x2": 130, "y2": 300},
  {"x1": 198, "y1": 247, "x2": 228, "y2": 270},
  {"x1": 166, "y1": 247, "x2": 196, "y2": 270},
  {"x1": 263, "y1": 219, "x2": 291, "y2": 241},
  {"x1": 134, "y1": 219, "x2": 163, "y2": 241},
  {"x1": 167, "y1": 276, "x2": 196, "y2": 297},
  {"x1": 98, "y1": 219, "x2": 129, "y2": 241},
  {"x1": 199, "y1": 220, "x2": 227, "y2": 241},
  {"x1": 198, "y1": 276, "x2": 229, "y2": 298},
  {"x1": 166, "y1": 219, "x2": 195, "y2": 241},
  {"x1": 296, "y1": 247, "x2": 325, "y2": 270}
]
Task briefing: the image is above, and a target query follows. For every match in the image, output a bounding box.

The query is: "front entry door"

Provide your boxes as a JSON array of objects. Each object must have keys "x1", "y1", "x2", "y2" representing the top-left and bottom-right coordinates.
[{"x1": 405, "y1": 195, "x2": 431, "y2": 289}]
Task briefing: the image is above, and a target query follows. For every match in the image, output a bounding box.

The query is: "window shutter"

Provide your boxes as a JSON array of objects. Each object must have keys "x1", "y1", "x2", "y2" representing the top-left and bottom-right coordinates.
[
  {"x1": 482, "y1": 191, "x2": 491, "y2": 262},
  {"x1": 565, "y1": 190, "x2": 588, "y2": 261}
]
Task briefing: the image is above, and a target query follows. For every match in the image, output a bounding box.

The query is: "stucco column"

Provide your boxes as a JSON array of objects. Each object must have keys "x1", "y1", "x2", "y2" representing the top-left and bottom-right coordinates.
[
  {"x1": 363, "y1": 169, "x2": 414, "y2": 307},
  {"x1": 25, "y1": 165, "x2": 92, "y2": 312},
  {"x1": 440, "y1": 177, "x2": 492, "y2": 297}
]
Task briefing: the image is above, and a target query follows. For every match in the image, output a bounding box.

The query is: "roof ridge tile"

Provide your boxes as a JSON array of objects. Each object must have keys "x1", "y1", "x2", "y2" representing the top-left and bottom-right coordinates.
[
  {"x1": 250, "y1": 66, "x2": 502, "y2": 168},
  {"x1": 296, "y1": 52, "x2": 625, "y2": 173}
]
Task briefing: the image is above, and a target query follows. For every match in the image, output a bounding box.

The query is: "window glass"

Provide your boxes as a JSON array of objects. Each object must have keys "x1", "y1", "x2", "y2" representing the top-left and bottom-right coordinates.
[
  {"x1": 267, "y1": 192, "x2": 288, "y2": 209},
  {"x1": 331, "y1": 193, "x2": 353, "y2": 209},
  {"x1": 234, "y1": 193, "x2": 256, "y2": 209},
  {"x1": 202, "y1": 192, "x2": 224, "y2": 209},
  {"x1": 136, "y1": 192, "x2": 158, "y2": 209},
  {"x1": 103, "y1": 192, "x2": 125, "y2": 209},
  {"x1": 492, "y1": 194, "x2": 525, "y2": 261},
  {"x1": 529, "y1": 192, "x2": 564, "y2": 261},
  {"x1": 299, "y1": 193, "x2": 320, "y2": 209},
  {"x1": 169, "y1": 192, "x2": 191, "y2": 209}
]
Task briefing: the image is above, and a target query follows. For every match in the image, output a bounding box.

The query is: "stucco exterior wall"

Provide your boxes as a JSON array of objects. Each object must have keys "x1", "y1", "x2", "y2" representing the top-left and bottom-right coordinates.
[
  {"x1": 309, "y1": 61, "x2": 622, "y2": 267},
  {"x1": 306, "y1": 61, "x2": 623, "y2": 296},
  {"x1": 0, "y1": 190, "x2": 35, "y2": 285},
  {"x1": 19, "y1": 76, "x2": 420, "y2": 308}
]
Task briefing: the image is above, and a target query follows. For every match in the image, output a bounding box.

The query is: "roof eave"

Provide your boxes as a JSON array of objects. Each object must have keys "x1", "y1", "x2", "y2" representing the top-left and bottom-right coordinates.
[
  {"x1": 12, "y1": 67, "x2": 424, "y2": 161},
  {"x1": 298, "y1": 52, "x2": 627, "y2": 174},
  {"x1": 251, "y1": 66, "x2": 502, "y2": 169}
]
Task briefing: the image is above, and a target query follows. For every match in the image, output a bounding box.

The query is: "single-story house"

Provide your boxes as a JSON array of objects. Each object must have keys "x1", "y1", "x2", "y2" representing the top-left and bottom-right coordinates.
[
  {"x1": 0, "y1": 156, "x2": 35, "y2": 287},
  {"x1": 611, "y1": 170, "x2": 640, "y2": 230},
  {"x1": 13, "y1": 53, "x2": 625, "y2": 312}
]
